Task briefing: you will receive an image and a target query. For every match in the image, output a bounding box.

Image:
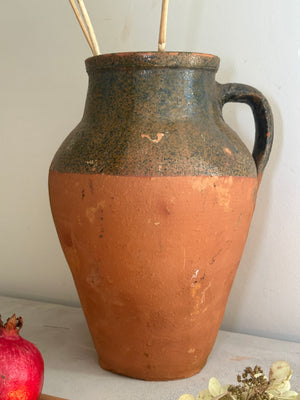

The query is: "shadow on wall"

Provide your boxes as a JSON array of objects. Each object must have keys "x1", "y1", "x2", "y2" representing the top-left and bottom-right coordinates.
[{"x1": 221, "y1": 95, "x2": 283, "y2": 340}]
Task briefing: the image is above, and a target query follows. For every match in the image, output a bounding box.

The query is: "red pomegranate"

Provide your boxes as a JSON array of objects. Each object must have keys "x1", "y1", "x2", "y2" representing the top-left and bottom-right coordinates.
[{"x1": 0, "y1": 314, "x2": 44, "y2": 400}]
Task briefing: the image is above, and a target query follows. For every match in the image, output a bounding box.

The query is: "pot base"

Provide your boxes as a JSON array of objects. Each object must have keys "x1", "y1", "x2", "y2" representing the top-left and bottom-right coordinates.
[{"x1": 99, "y1": 357, "x2": 208, "y2": 381}]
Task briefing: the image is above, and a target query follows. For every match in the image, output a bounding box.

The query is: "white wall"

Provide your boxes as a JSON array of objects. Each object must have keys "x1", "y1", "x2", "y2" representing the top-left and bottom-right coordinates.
[{"x1": 0, "y1": 0, "x2": 299, "y2": 342}]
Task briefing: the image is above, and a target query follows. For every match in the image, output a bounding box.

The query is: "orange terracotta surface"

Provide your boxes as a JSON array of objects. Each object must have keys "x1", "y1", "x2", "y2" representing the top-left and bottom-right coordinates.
[{"x1": 49, "y1": 171, "x2": 258, "y2": 380}]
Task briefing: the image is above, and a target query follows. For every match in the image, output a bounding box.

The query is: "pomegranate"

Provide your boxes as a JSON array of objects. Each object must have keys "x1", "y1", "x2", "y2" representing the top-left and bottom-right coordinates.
[{"x1": 0, "y1": 314, "x2": 44, "y2": 400}]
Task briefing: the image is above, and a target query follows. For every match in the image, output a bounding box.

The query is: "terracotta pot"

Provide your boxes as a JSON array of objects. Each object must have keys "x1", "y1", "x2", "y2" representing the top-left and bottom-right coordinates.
[{"x1": 48, "y1": 52, "x2": 273, "y2": 380}]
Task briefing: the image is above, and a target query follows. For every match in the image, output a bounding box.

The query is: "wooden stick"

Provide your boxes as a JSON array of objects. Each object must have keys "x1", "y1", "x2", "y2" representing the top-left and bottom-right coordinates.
[
  {"x1": 158, "y1": 0, "x2": 169, "y2": 52},
  {"x1": 76, "y1": 0, "x2": 101, "y2": 55},
  {"x1": 40, "y1": 395, "x2": 69, "y2": 400},
  {"x1": 68, "y1": 0, "x2": 96, "y2": 55}
]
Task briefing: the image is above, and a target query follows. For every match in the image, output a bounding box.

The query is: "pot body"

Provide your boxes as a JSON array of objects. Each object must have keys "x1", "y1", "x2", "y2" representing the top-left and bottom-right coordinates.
[{"x1": 49, "y1": 52, "x2": 273, "y2": 380}]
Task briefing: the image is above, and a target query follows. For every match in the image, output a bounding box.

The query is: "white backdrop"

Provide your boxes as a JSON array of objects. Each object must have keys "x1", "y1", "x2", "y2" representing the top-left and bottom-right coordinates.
[{"x1": 0, "y1": 0, "x2": 299, "y2": 342}]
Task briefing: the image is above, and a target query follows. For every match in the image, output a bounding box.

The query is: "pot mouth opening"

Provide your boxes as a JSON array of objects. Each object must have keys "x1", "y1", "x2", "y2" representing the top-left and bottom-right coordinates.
[{"x1": 85, "y1": 51, "x2": 220, "y2": 73}]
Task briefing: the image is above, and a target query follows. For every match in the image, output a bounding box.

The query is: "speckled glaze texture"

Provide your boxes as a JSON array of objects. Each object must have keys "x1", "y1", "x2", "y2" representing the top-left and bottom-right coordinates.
[
  {"x1": 49, "y1": 52, "x2": 273, "y2": 380},
  {"x1": 50, "y1": 52, "x2": 272, "y2": 177}
]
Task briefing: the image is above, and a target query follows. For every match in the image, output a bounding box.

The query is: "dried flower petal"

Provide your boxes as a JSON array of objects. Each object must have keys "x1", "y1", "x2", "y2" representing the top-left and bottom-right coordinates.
[
  {"x1": 209, "y1": 378, "x2": 223, "y2": 397},
  {"x1": 196, "y1": 389, "x2": 213, "y2": 400},
  {"x1": 178, "y1": 395, "x2": 196, "y2": 400},
  {"x1": 269, "y1": 361, "x2": 292, "y2": 383},
  {"x1": 178, "y1": 361, "x2": 299, "y2": 400}
]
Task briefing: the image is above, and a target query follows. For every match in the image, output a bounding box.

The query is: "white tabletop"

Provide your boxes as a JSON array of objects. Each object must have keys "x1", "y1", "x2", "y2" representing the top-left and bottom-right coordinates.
[{"x1": 1, "y1": 295, "x2": 299, "y2": 399}]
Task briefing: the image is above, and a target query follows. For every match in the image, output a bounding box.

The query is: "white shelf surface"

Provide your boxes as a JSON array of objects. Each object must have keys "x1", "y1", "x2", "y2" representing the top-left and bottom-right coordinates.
[{"x1": 1, "y1": 295, "x2": 299, "y2": 399}]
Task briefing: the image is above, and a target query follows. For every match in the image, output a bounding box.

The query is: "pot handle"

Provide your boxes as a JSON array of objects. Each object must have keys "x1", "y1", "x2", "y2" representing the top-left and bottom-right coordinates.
[{"x1": 218, "y1": 83, "x2": 274, "y2": 184}]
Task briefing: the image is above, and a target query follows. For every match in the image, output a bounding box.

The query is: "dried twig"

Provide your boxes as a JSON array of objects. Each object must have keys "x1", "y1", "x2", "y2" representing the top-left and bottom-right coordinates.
[
  {"x1": 158, "y1": 0, "x2": 169, "y2": 52},
  {"x1": 76, "y1": 0, "x2": 100, "y2": 55},
  {"x1": 68, "y1": 0, "x2": 95, "y2": 54}
]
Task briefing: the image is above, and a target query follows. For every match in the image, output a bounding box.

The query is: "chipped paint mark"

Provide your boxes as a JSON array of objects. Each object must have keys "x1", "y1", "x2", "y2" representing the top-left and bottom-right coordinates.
[
  {"x1": 217, "y1": 187, "x2": 232, "y2": 209},
  {"x1": 188, "y1": 348, "x2": 196, "y2": 353},
  {"x1": 87, "y1": 265, "x2": 102, "y2": 288},
  {"x1": 86, "y1": 201, "x2": 105, "y2": 223},
  {"x1": 154, "y1": 222, "x2": 160, "y2": 226},
  {"x1": 191, "y1": 269, "x2": 199, "y2": 286},
  {"x1": 141, "y1": 133, "x2": 165, "y2": 143},
  {"x1": 192, "y1": 176, "x2": 218, "y2": 192},
  {"x1": 86, "y1": 207, "x2": 97, "y2": 223},
  {"x1": 190, "y1": 281, "x2": 212, "y2": 319},
  {"x1": 200, "y1": 282, "x2": 211, "y2": 304},
  {"x1": 192, "y1": 176, "x2": 234, "y2": 209},
  {"x1": 192, "y1": 269, "x2": 199, "y2": 280},
  {"x1": 191, "y1": 271, "x2": 205, "y2": 286},
  {"x1": 191, "y1": 281, "x2": 211, "y2": 302}
]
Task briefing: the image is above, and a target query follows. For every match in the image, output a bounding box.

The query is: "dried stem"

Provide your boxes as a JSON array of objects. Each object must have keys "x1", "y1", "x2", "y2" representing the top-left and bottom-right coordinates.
[
  {"x1": 68, "y1": 0, "x2": 95, "y2": 55},
  {"x1": 76, "y1": 0, "x2": 100, "y2": 55},
  {"x1": 158, "y1": 0, "x2": 169, "y2": 52}
]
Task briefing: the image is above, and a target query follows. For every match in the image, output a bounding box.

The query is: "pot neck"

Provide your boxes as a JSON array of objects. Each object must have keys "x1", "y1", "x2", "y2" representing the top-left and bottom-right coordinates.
[
  {"x1": 85, "y1": 51, "x2": 220, "y2": 72},
  {"x1": 82, "y1": 52, "x2": 220, "y2": 124}
]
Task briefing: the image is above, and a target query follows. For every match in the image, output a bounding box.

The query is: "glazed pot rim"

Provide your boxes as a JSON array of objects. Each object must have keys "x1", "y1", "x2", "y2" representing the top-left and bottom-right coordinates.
[{"x1": 85, "y1": 51, "x2": 220, "y2": 73}]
